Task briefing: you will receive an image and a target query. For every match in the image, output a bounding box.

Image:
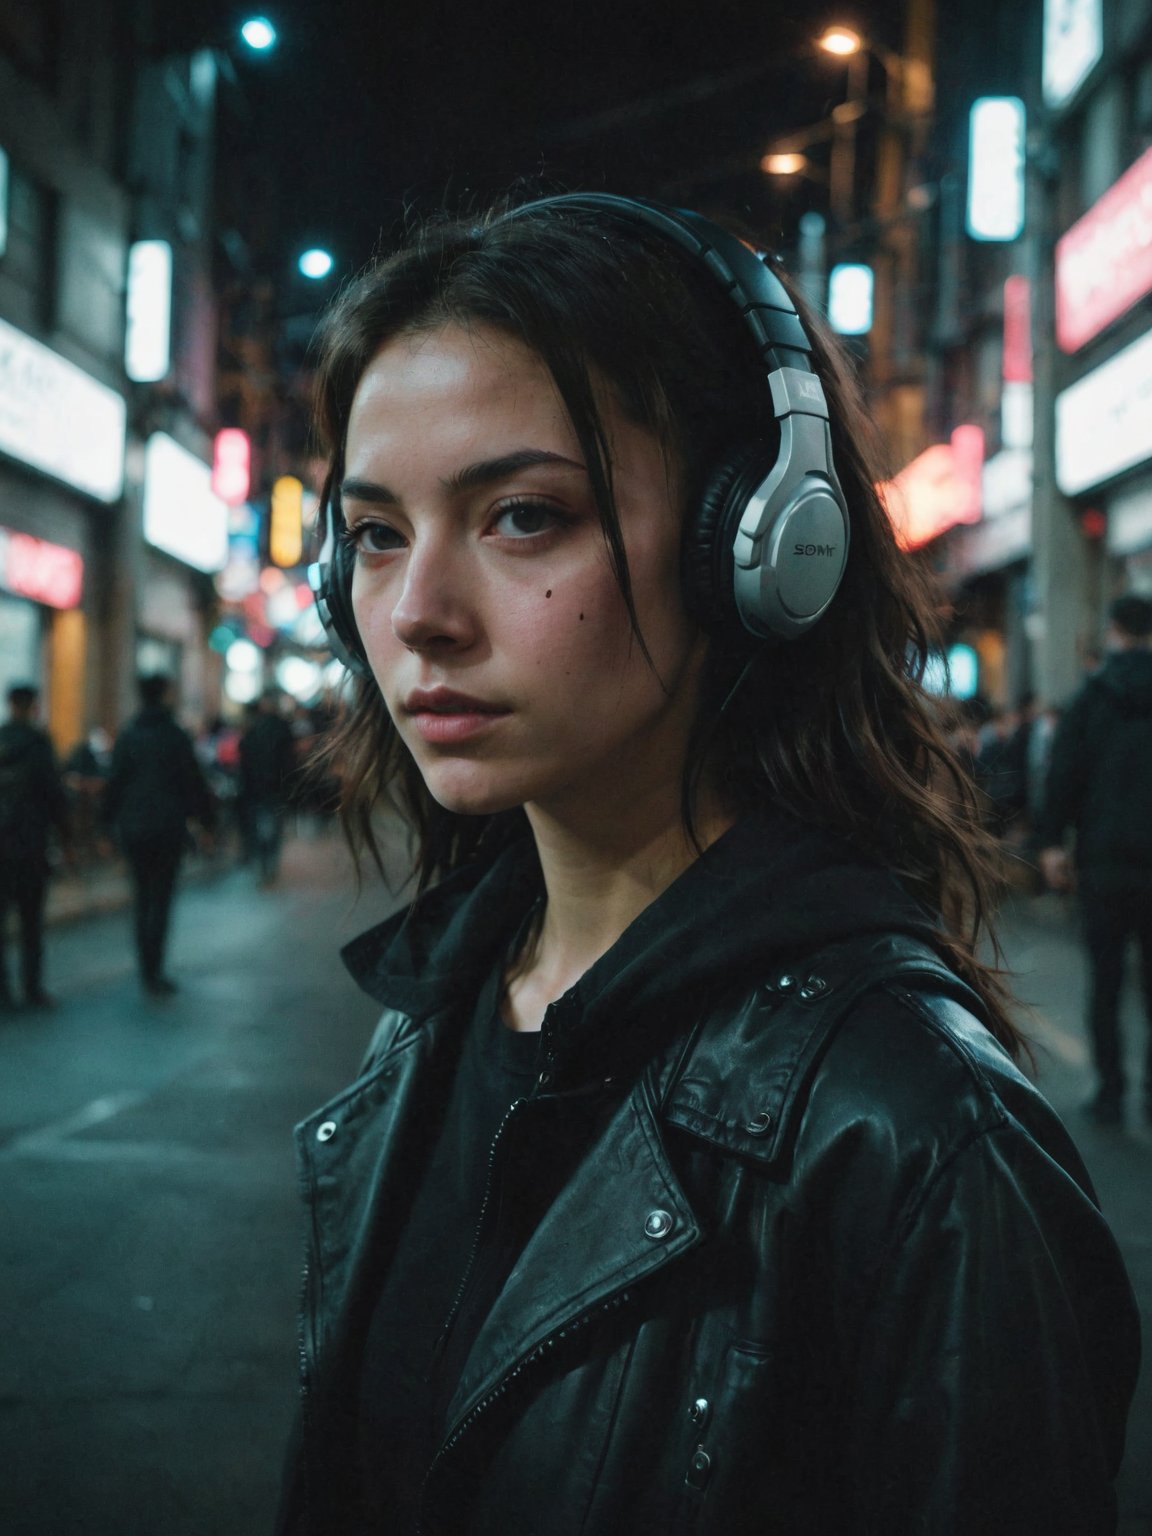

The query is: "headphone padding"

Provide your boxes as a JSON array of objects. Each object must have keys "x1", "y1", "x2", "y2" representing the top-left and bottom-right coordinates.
[
  {"x1": 684, "y1": 444, "x2": 774, "y2": 629},
  {"x1": 327, "y1": 528, "x2": 367, "y2": 665}
]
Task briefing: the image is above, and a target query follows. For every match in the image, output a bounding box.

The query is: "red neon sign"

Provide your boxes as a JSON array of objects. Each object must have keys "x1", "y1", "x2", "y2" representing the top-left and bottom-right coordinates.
[
  {"x1": 1056, "y1": 144, "x2": 1152, "y2": 353},
  {"x1": 1003, "y1": 276, "x2": 1032, "y2": 383},
  {"x1": 212, "y1": 428, "x2": 251, "y2": 505},
  {"x1": 1, "y1": 528, "x2": 84, "y2": 609},
  {"x1": 881, "y1": 428, "x2": 984, "y2": 551}
]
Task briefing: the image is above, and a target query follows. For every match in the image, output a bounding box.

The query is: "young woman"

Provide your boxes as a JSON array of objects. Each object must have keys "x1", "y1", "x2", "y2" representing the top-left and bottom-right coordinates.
[{"x1": 277, "y1": 195, "x2": 1139, "y2": 1536}]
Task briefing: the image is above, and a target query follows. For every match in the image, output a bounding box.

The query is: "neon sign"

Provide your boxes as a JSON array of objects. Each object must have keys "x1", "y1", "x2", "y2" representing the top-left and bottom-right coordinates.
[{"x1": 0, "y1": 525, "x2": 84, "y2": 608}]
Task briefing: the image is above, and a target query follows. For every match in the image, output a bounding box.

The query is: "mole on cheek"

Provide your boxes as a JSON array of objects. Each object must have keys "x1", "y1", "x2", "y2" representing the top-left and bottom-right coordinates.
[
  {"x1": 545, "y1": 589, "x2": 552, "y2": 599},
  {"x1": 579, "y1": 613, "x2": 585, "y2": 621}
]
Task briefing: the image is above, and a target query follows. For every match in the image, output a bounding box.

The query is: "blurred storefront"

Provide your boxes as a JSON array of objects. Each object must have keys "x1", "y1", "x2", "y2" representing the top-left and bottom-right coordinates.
[
  {"x1": 137, "y1": 431, "x2": 228, "y2": 722},
  {"x1": 913, "y1": 0, "x2": 1152, "y2": 711},
  {"x1": 1053, "y1": 145, "x2": 1152, "y2": 614},
  {"x1": 0, "y1": 314, "x2": 126, "y2": 749}
]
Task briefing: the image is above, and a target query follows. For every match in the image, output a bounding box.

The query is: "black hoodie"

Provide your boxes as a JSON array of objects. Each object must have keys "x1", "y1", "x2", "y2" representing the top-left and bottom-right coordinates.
[
  {"x1": 343, "y1": 806, "x2": 948, "y2": 1096},
  {"x1": 1036, "y1": 649, "x2": 1152, "y2": 882}
]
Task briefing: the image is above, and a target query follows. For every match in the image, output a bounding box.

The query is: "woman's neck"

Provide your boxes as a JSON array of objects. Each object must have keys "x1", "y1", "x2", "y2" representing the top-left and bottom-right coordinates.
[{"x1": 502, "y1": 786, "x2": 735, "y2": 1032}]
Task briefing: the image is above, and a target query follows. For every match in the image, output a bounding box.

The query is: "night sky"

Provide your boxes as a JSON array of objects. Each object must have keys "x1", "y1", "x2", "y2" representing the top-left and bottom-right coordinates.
[{"x1": 196, "y1": 0, "x2": 909, "y2": 279}]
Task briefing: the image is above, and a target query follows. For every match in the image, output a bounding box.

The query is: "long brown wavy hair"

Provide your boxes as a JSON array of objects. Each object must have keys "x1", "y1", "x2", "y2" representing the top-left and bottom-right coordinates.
[{"x1": 310, "y1": 197, "x2": 1024, "y2": 1059}]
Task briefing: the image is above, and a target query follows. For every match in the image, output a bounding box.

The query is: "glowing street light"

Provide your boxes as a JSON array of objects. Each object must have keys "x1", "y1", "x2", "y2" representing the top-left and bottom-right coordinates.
[
  {"x1": 240, "y1": 16, "x2": 278, "y2": 51},
  {"x1": 818, "y1": 26, "x2": 863, "y2": 57},
  {"x1": 761, "y1": 152, "x2": 808, "y2": 176},
  {"x1": 298, "y1": 248, "x2": 334, "y2": 279}
]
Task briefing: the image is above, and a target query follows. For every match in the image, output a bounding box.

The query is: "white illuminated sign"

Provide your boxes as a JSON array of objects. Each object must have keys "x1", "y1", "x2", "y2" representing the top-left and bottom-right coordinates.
[
  {"x1": 0, "y1": 147, "x2": 8, "y2": 260},
  {"x1": 125, "y1": 240, "x2": 173, "y2": 383},
  {"x1": 1106, "y1": 481, "x2": 1152, "y2": 556},
  {"x1": 827, "y1": 264, "x2": 874, "y2": 335},
  {"x1": 1043, "y1": 0, "x2": 1103, "y2": 109},
  {"x1": 1055, "y1": 327, "x2": 1152, "y2": 496},
  {"x1": 0, "y1": 315, "x2": 126, "y2": 501},
  {"x1": 967, "y1": 98, "x2": 1026, "y2": 242},
  {"x1": 143, "y1": 433, "x2": 230, "y2": 573},
  {"x1": 982, "y1": 448, "x2": 1033, "y2": 519}
]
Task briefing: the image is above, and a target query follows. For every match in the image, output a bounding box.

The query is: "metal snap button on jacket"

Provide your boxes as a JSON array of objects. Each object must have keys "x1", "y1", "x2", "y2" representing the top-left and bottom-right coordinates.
[
  {"x1": 644, "y1": 1209, "x2": 674, "y2": 1240},
  {"x1": 316, "y1": 1121, "x2": 337, "y2": 1143}
]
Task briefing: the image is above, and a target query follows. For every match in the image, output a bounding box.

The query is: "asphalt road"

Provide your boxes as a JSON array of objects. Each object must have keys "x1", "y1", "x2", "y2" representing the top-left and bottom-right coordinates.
[{"x1": 0, "y1": 832, "x2": 1148, "y2": 1534}]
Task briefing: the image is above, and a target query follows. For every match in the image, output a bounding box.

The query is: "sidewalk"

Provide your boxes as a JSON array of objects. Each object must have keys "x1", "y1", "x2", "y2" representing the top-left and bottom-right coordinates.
[
  {"x1": 997, "y1": 892, "x2": 1152, "y2": 1536},
  {"x1": 44, "y1": 852, "x2": 222, "y2": 925}
]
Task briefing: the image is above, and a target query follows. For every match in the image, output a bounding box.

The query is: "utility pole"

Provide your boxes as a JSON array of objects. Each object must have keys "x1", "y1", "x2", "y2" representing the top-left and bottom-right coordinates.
[
  {"x1": 869, "y1": 0, "x2": 935, "y2": 470},
  {"x1": 1023, "y1": 0, "x2": 1098, "y2": 707}
]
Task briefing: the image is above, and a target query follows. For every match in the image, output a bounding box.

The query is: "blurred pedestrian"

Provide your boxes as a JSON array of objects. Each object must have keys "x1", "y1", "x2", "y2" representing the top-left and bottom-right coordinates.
[
  {"x1": 196, "y1": 714, "x2": 243, "y2": 854},
  {"x1": 238, "y1": 691, "x2": 298, "y2": 884},
  {"x1": 102, "y1": 674, "x2": 214, "y2": 996},
  {"x1": 0, "y1": 684, "x2": 69, "y2": 1010},
  {"x1": 974, "y1": 707, "x2": 1026, "y2": 837},
  {"x1": 62, "y1": 726, "x2": 113, "y2": 862},
  {"x1": 276, "y1": 196, "x2": 1138, "y2": 1536},
  {"x1": 1037, "y1": 593, "x2": 1152, "y2": 1125}
]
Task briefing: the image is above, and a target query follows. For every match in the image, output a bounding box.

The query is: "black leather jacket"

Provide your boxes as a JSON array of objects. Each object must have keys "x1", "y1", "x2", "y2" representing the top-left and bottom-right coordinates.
[{"x1": 277, "y1": 814, "x2": 1139, "y2": 1536}]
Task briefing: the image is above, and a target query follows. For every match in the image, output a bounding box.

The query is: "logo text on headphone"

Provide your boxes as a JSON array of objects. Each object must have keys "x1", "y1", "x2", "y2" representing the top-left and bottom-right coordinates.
[{"x1": 794, "y1": 543, "x2": 838, "y2": 557}]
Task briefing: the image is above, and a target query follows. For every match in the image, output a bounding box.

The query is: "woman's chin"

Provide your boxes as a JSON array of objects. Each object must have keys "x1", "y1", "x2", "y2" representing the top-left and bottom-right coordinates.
[{"x1": 421, "y1": 768, "x2": 529, "y2": 819}]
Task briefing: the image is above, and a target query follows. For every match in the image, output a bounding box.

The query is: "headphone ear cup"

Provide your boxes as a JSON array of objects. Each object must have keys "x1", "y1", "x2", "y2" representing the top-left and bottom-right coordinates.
[
  {"x1": 683, "y1": 444, "x2": 774, "y2": 630},
  {"x1": 326, "y1": 531, "x2": 366, "y2": 667}
]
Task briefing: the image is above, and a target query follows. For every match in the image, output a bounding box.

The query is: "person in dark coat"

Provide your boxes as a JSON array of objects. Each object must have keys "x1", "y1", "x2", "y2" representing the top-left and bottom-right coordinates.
[
  {"x1": 237, "y1": 691, "x2": 299, "y2": 884},
  {"x1": 1037, "y1": 593, "x2": 1152, "y2": 1124},
  {"x1": 276, "y1": 198, "x2": 1139, "y2": 1535},
  {"x1": 0, "y1": 684, "x2": 69, "y2": 1010},
  {"x1": 102, "y1": 674, "x2": 214, "y2": 996}
]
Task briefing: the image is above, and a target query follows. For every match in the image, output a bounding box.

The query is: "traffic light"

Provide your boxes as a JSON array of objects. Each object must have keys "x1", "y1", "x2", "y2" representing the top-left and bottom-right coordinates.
[{"x1": 269, "y1": 475, "x2": 304, "y2": 567}]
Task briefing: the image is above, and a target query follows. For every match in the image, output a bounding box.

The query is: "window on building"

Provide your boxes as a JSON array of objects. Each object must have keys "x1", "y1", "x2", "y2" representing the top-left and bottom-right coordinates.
[
  {"x1": 2, "y1": 165, "x2": 58, "y2": 330},
  {"x1": 0, "y1": 0, "x2": 61, "y2": 91}
]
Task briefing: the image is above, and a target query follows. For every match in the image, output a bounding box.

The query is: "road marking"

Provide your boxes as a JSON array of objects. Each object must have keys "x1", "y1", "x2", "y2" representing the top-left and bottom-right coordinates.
[{"x1": 13, "y1": 1092, "x2": 144, "y2": 1148}]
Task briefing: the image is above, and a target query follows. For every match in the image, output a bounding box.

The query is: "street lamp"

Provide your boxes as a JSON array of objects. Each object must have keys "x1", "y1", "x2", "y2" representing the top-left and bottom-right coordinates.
[
  {"x1": 814, "y1": 28, "x2": 872, "y2": 225},
  {"x1": 761, "y1": 152, "x2": 809, "y2": 177},
  {"x1": 298, "y1": 248, "x2": 335, "y2": 280},
  {"x1": 240, "y1": 16, "x2": 278, "y2": 52},
  {"x1": 818, "y1": 27, "x2": 863, "y2": 58}
]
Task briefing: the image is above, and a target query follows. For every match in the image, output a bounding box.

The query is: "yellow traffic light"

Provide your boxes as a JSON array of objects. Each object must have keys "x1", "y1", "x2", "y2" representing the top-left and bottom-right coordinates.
[{"x1": 270, "y1": 475, "x2": 304, "y2": 567}]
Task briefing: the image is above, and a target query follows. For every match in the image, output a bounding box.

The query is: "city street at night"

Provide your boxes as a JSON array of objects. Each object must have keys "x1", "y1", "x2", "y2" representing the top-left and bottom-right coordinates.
[
  {"x1": 0, "y1": 832, "x2": 1149, "y2": 1534},
  {"x1": 0, "y1": 830, "x2": 394, "y2": 1536},
  {"x1": 3, "y1": 0, "x2": 1152, "y2": 1526}
]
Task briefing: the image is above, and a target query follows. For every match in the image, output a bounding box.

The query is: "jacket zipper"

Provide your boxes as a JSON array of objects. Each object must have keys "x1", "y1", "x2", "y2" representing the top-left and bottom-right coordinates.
[
  {"x1": 430, "y1": 1095, "x2": 529, "y2": 1369},
  {"x1": 294, "y1": 1251, "x2": 314, "y2": 1532},
  {"x1": 416, "y1": 1283, "x2": 636, "y2": 1535}
]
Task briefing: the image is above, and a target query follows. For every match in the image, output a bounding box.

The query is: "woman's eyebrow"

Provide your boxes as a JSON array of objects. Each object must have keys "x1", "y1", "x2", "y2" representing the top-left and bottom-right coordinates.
[
  {"x1": 340, "y1": 448, "x2": 585, "y2": 506},
  {"x1": 446, "y1": 448, "x2": 586, "y2": 492}
]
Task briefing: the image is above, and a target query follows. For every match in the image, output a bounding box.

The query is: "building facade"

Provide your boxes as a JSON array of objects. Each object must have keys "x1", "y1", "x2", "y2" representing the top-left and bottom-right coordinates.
[
  {"x1": 0, "y1": 0, "x2": 237, "y2": 752},
  {"x1": 920, "y1": 0, "x2": 1152, "y2": 709}
]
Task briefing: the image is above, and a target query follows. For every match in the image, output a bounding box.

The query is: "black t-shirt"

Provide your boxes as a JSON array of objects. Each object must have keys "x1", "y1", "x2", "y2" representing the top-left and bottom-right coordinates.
[{"x1": 357, "y1": 961, "x2": 540, "y2": 1528}]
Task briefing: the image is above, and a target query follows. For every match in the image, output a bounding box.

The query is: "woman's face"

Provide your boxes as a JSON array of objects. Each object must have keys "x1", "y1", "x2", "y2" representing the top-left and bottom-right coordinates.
[{"x1": 343, "y1": 322, "x2": 709, "y2": 823}]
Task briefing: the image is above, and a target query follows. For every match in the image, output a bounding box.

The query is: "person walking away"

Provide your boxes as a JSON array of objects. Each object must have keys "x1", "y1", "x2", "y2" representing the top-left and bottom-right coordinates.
[
  {"x1": 103, "y1": 674, "x2": 214, "y2": 996},
  {"x1": 0, "y1": 684, "x2": 70, "y2": 1010},
  {"x1": 1037, "y1": 593, "x2": 1152, "y2": 1125},
  {"x1": 238, "y1": 691, "x2": 298, "y2": 884}
]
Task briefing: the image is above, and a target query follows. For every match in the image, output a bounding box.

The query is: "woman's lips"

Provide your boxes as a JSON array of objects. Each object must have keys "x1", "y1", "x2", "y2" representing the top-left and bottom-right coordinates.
[{"x1": 409, "y1": 708, "x2": 509, "y2": 744}]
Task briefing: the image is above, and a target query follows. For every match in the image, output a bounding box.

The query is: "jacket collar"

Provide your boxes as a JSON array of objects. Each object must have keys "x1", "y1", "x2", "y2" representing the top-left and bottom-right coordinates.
[{"x1": 343, "y1": 808, "x2": 940, "y2": 1089}]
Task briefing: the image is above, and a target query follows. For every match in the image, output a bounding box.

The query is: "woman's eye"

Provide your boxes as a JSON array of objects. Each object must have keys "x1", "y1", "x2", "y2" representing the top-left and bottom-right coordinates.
[
  {"x1": 349, "y1": 522, "x2": 402, "y2": 555},
  {"x1": 492, "y1": 501, "x2": 564, "y2": 539}
]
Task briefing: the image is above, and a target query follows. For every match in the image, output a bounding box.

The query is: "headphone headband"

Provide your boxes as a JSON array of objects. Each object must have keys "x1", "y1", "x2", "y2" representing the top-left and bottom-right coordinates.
[{"x1": 503, "y1": 193, "x2": 816, "y2": 377}]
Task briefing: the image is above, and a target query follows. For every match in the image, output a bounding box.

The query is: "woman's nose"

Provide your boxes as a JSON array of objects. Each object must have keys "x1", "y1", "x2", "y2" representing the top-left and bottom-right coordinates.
[{"x1": 390, "y1": 540, "x2": 474, "y2": 652}]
